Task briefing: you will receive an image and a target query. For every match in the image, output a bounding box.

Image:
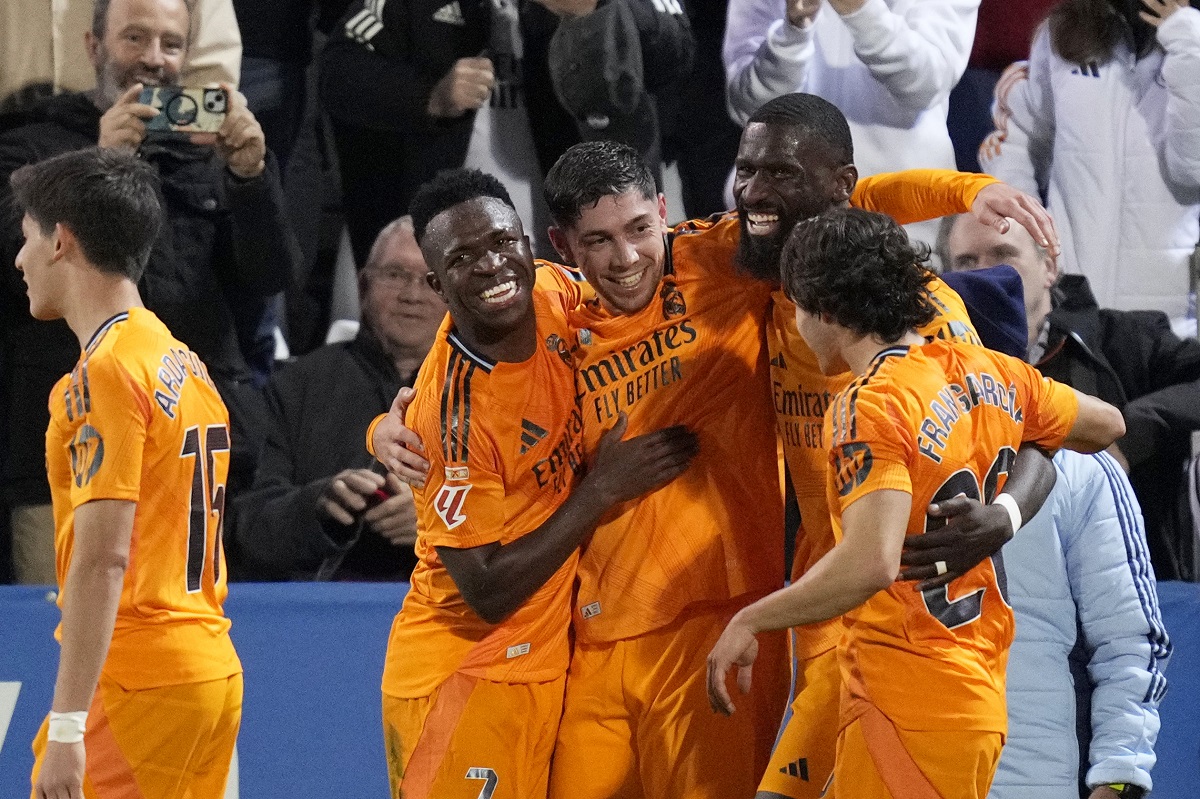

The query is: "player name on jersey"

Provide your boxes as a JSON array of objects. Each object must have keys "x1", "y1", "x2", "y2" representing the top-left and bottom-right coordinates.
[{"x1": 918, "y1": 371, "x2": 1026, "y2": 463}]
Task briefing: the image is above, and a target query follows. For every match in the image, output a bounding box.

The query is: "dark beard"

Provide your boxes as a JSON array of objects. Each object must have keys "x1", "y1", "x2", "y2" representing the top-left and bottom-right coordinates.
[{"x1": 735, "y1": 224, "x2": 786, "y2": 283}]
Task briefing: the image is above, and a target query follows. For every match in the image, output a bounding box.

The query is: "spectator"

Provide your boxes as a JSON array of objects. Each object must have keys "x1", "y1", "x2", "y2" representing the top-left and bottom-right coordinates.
[
  {"x1": 318, "y1": 0, "x2": 693, "y2": 266},
  {"x1": 979, "y1": 0, "x2": 1200, "y2": 326},
  {"x1": 0, "y1": 0, "x2": 300, "y2": 584},
  {"x1": 723, "y1": 0, "x2": 978, "y2": 246},
  {"x1": 940, "y1": 265, "x2": 1170, "y2": 799},
  {"x1": 942, "y1": 212, "x2": 1200, "y2": 579},
  {"x1": 233, "y1": 217, "x2": 444, "y2": 580}
]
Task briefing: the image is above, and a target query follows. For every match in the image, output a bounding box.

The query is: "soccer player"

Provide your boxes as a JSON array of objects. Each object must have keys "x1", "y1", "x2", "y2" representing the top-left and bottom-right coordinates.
[
  {"x1": 368, "y1": 169, "x2": 698, "y2": 799},
  {"x1": 707, "y1": 208, "x2": 1126, "y2": 799},
  {"x1": 14, "y1": 147, "x2": 243, "y2": 799}
]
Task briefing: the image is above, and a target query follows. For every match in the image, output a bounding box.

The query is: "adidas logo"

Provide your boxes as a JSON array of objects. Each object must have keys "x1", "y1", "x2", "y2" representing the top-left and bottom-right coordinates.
[
  {"x1": 770, "y1": 353, "x2": 787, "y2": 369},
  {"x1": 779, "y1": 757, "x2": 809, "y2": 781},
  {"x1": 520, "y1": 419, "x2": 548, "y2": 454},
  {"x1": 432, "y1": 1, "x2": 466, "y2": 25}
]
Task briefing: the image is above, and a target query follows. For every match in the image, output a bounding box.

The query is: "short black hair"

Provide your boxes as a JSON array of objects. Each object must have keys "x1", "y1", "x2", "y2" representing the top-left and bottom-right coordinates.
[
  {"x1": 544, "y1": 141, "x2": 656, "y2": 228},
  {"x1": 747, "y1": 93, "x2": 853, "y2": 166},
  {"x1": 781, "y1": 208, "x2": 936, "y2": 342},
  {"x1": 408, "y1": 168, "x2": 516, "y2": 244},
  {"x1": 10, "y1": 147, "x2": 163, "y2": 281}
]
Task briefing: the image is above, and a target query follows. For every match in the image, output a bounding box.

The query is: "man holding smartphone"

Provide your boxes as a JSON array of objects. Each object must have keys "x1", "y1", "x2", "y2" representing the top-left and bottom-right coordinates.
[{"x1": 0, "y1": 0, "x2": 301, "y2": 583}]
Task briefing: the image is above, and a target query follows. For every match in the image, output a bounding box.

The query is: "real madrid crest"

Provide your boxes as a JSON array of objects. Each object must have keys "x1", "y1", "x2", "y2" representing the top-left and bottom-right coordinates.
[
  {"x1": 545, "y1": 333, "x2": 573, "y2": 365},
  {"x1": 578, "y1": 329, "x2": 593, "y2": 346},
  {"x1": 660, "y1": 280, "x2": 685, "y2": 319}
]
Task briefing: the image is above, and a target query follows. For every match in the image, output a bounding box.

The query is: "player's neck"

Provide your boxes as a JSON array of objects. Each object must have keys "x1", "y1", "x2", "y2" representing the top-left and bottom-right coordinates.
[
  {"x1": 844, "y1": 330, "x2": 924, "y2": 375},
  {"x1": 62, "y1": 267, "x2": 145, "y2": 349}
]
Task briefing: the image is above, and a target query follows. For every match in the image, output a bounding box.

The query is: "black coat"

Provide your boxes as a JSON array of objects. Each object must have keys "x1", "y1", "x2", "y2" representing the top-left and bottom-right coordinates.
[
  {"x1": 1037, "y1": 275, "x2": 1200, "y2": 579},
  {"x1": 232, "y1": 327, "x2": 419, "y2": 580},
  {"x1": 0, "y1": 92, "x2": 301, "y2": 505}
]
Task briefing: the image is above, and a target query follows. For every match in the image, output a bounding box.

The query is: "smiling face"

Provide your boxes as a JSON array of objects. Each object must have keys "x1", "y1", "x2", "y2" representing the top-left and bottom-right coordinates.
[
  {"x1": 733, "y1": 122, "x2": 855, "y2": 281},
  {"x1": 360, "y1": 223, "x2": 446, "y2": 359},
  {"x1": 87, "y1": 0, "x2": 189, "y2": 108},
  {"x1": 421, "y1": 196, "x2": 537, "y2": 357},
  {"x1": 549, "y1": 189, "x2": 668, "y2": 316}
]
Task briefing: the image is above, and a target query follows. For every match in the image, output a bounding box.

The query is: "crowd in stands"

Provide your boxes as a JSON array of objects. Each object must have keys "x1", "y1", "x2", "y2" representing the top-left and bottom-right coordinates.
[{"x1": 0, "y1": 0, "x2": 1197, "y2": 794}]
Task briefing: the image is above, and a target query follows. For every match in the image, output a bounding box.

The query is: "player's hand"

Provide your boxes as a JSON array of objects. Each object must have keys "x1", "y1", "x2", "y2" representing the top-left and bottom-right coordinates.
[
  {"x1": 34, "y1": 740, "x2": 86, "y2": 799},
  {"x1": 970, "y1": 183, "x2": 1061, "y2": 265},
  {"x1": 900, "y1": 495, "x2": 1011, "y2": 590},
  {"x1": 97, "y1": 83, "x2": 159, "y2": 150},
  {"x1": 202, "y1": 83, "x2": 266, "y2": 179},
  {"x1": 706, "y1": 614, "x2": 758, "y2": 716},
  {"x1": 1087, "y1": 786, "x2": 1124, "y2": 799},
  {"x1": 584, "y1": 413, "x2": 699, "y2": 507},
  {"x1": 826, "y1": 0, "x2": 865, "y2": 15},
  {"x1": 786, "y1": 0, "x2": 822, "y2": 26},
  {"x1": 318, "y1": 468, "x2": 385, "y2": 526},
  {"x1": 427, "y1": 57, "x2": 495, "y2": 118},
  {"x1": 364, "y1": 473, "x2": 418, "y2": 547},
  {"x1": 373, "y1": 387, "x2": 431, "y2": 488},
  {"x1": 1139, "y1": 0, "x2": 1188, "y2": 26}
]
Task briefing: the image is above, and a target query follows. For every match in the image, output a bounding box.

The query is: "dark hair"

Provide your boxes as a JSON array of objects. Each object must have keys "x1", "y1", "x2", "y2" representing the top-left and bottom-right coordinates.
[
  {"x1": 10, "y1": 147, "x2": 163, "y2": 281},
  {"x1": 1048, "y1": 0, "x2": 1156, "y2": 64},
  {"x1": 408, "y1": 168, "x2": 516, "y2": 244},
  {"x1": 544, "y1": 141, "x2": 656, "y2": 228},
  {"x1": 781, "y1": 208, "x2": 936, "y2": 342},
  {"x1": 93, "y1": 0, "x2": 194, "y2": 42},
  {"x1": 747, "y1": 93, "x2": 854, "y2": 166}
]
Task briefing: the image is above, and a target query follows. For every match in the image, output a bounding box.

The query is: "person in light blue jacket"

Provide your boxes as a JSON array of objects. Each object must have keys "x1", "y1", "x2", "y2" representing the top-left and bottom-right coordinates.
[{"x1": 941, "y1": 265, "x2": 1172, "y2": 799}]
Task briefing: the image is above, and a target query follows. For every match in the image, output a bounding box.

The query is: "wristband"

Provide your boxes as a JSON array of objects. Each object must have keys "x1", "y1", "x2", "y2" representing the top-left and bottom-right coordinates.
[
  {"x1": 47, "y1": 711, "x2": 88, "y2": 743},
  {"x1": 991, "y1": 492, "x2": 1022, "y2": 536}
]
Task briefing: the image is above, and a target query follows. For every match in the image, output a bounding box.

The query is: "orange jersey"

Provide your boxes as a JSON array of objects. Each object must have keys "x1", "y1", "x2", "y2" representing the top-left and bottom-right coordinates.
[
  {"x1": 771, "y1": 279, "x2": 980, "y2": 657},
  {"x1": 45, "y1": 308, "x2": 240, "y2": 689},
  {"x1": 383, "y1": 264, "x2": 587, "y2": 698},
  {"x1": 826, "y1": 340, "x2": 1079, "y2": 733},
  {"x1": 568, "y1": 215, "x2": 783, "y2": 644}
]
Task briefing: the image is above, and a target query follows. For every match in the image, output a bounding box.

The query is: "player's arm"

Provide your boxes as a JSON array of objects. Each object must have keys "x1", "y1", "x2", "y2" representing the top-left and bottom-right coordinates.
[
  {"x1": 851, "y1": 170, "x2": 1058, "y2": 258},
  {"x1": 707, "y1": 488, "x2": 911, "y2": 714},
  {"x1": 1062, "y1": 388, "x2": 1126, "y2": 452},
  {"x1": 438, "y1": 415, "x2": 699, "y2": 624},
  {"x1": 368, "y1": 387, "x2": 431, "y2": 488},
  {"x1": 35, "y1": 499, "x2": 135, "y2": 799},
  {"x1": 900, "y1": 443, "x2": 1057, "y2": 590}
]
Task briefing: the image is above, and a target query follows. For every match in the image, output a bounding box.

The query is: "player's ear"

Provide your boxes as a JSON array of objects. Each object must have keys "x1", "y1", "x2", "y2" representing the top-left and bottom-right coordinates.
[
  {"x1": 426, "y1": 270, "x2": 446, "y2": 300},
  {"x1": 832, "y1": 164, "x2": 858, "y2": 204},
  {"x1": 548, "y1": 226, "x2": 574, "y2": 265},
  {"x1": 657, "y1": 193, "x2": 668, "y2": 229},
  {"x1": 52, "y1": 222, "x2": 78, "y2": 263}
]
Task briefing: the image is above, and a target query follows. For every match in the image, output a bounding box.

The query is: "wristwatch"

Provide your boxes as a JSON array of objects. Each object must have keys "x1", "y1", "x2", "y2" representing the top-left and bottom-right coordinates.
[{"x1": 1107, "y1": 784, "x2": 1147, "y2": 799}]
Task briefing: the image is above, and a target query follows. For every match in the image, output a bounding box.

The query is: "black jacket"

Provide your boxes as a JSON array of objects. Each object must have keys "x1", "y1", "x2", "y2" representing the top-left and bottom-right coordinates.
[
  {"x1": 1037, "y1": 275, "x2": 1200, "y2": 578},
  {"x1": 318, "y1": 0, "x2": 694, "y2": 178},
  {"x1": 232, "y1": 327, "x2": 419, "y2": 581},
  {"x1": 0, "y1": 92, "x2": 301, "y2": 505}
]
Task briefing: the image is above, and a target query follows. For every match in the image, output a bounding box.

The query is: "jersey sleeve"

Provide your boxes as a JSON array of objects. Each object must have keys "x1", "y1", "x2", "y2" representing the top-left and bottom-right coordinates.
[
  {"x1": 828, "y1": 382, "x2": 914, "y2": 515},
  {"x1": 1013, "y1": 359, "x2": 1080, "y2": 451},
  {"x1": 919, "y1": 276, "x2": 983, "y2": 347},
  {"x1": 409, "y1": 400, "x2": 508, "y2": 550},
  {"x1": 65, "y1": 355, "x2": 152, "y2": 509},
  {"x1": 535, "y1": 260, "x2": 594, "y2": 309},
  {"x1": 851, "y1": 169, "x2": 998, "y2": 226}
]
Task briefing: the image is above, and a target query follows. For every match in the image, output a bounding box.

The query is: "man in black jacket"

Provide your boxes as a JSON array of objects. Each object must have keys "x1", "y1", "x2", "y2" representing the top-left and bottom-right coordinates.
[
  {"x1": 233, "y1": 217, "x2": 445, "y2": 580},
  {"x1": 942, "y1": 212, "x2": 1200, "y2": 579},
  {"x1": 0, "y1": 0, "x2": 300, "y2": 583}
]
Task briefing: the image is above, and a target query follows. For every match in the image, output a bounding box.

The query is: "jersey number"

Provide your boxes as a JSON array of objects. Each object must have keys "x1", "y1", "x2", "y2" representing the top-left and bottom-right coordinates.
[
  {"x1": 466, "y1": 767, "x2": 497, "y2": 799},
  {"x1": 920, "y1": 446, "x2": 1016, "y2": 629},
  {"x1": 181, "y1": 424, "x2": 230, "y2": 592}
]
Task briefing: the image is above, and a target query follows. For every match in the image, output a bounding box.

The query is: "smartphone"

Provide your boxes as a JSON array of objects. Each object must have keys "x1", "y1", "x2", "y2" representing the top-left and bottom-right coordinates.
[{"x1": 139, "y1": 86, "x2": 228, "y2": 135}]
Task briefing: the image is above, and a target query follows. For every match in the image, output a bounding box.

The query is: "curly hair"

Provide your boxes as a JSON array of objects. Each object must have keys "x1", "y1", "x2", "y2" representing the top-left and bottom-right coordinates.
[
  {"x1": 781, "y1": 208, "x2": 936, "y2": 342},
  {"x1": 409, "y1": 168, "x2": 516, "y2": 244}
]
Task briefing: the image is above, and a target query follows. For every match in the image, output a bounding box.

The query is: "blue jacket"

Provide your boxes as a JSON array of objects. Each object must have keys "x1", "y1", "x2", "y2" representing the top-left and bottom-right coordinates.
[{"x1": 990, "y1": 450, "x2": 1171, "y2": 798}]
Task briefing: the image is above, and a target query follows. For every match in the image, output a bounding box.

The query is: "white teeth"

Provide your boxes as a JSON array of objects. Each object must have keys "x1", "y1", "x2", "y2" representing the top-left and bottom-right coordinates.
[
  {"x1": 614, "y1": 269, "x2": 645, "y2": 288},
  {"x1": 480, "y1": 281, "x2": 517, "y2": 303},
  {"x1": 747, "y1": 212, "x2": 779, "y2": 224}
]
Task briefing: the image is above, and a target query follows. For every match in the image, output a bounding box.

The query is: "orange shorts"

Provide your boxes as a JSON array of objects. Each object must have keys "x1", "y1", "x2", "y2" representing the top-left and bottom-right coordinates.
[
  {"x1": 30, "y1": 672, "x2": 242, "y2": 799},
  {"x1": 829, "y1": 704, "x2": 1002, "y2": 799},
  {"x1": 757, "y1": 645, "x2": 840, "y2": 799},
  {"x1": 548, "y1": 601, "x2": 789, "y2": 799},
  {"x1": 382, "y1": 672, "x2": 565, "y2": 799}
]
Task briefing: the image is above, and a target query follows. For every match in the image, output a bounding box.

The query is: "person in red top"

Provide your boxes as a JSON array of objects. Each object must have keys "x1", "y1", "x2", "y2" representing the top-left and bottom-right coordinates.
[
  {"x1": 369, "y1": 168, "x2": 698, "y2": 799},
  {"x1": 14, "y1": 147, "x2": 243, "y2": 799},
  {"x1": 707, "y1": 208, "x2": 1126, "y2": 799}
]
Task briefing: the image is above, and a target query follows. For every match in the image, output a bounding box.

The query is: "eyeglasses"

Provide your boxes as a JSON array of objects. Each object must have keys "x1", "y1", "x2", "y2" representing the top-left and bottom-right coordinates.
[{"x1": 366, "y1": 267, "x2": 426, "y2": 289}]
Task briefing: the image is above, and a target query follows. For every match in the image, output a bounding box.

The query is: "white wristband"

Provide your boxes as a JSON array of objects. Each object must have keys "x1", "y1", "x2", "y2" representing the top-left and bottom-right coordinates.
[
  {"x1": 48, "y1": 711, "x2": 88, "y2": 744},
  {"x1": 991, "y1": 493, "x2": 1022, "y2": 536}
]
